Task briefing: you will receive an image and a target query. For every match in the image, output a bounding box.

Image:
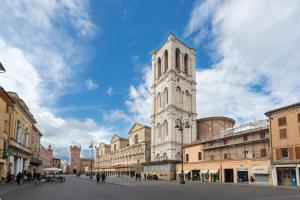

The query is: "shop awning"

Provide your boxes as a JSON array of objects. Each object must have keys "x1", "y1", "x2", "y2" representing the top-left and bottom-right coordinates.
[
  {"x1": 200, "y1": 169, "x2": 208, "y2": 174},
  {"x1": 209, "y1": 169, "x2": 219, "y2": 174},
  {"x1": 184, "y1": 170, "x2": 190, "y2": 174}
]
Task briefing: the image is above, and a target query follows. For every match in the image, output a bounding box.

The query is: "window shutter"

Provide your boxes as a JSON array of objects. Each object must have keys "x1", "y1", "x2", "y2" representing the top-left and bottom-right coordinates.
[
  {"x1": 289, "y1": 147, "x2": 294, "y2": 160},
  {"x1": 295, "y1": 147, "x2": 300, "y2": 159},
  {"x1": 276, "y1": 149, "x2": 281, "y2": 160}
]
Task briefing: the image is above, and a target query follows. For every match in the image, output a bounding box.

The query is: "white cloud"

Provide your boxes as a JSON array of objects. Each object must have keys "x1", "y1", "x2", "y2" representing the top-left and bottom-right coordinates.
[
  {"x1": 106, "y1": 86, "x2": 113, "y2": 96},
  {"x1": 183, "y1": 0, "x2": 300, "y2": 123},
  {"x1": 0, "y1": 1, "x2": 109, "y2": 161},
  {"x1": 86, "y1": 78, "x2": 99, "y2": 90},
  {"x1": 102, "y1": 109, "x2": 131, "y2": 123}
]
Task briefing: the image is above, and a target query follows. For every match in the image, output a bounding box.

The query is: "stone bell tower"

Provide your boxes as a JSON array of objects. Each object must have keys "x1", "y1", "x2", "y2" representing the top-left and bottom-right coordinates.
[{"x1": 150, "y1": 33, "x2": 197, "y2": 162}]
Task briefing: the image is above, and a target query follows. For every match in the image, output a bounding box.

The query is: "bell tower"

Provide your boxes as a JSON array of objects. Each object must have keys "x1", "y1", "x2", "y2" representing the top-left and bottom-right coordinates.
[
  {"x1": 151, "y1": 34, "x2": 197, "y2": 161},
  {"x1": 69, "y1": 145, "x2": 81, "y2": 171}
]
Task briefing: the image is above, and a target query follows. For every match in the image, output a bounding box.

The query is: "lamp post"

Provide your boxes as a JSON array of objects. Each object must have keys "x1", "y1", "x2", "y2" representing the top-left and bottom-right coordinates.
[
  {"x1": 175, "y1": 118, "x2": 190, "y2": 184},
  {"x1": 94, "y1": 146, "x2": 99, "y2": 172},
  {"x1": 89, "y1": 140, "x2": 94, "y2": 179}
]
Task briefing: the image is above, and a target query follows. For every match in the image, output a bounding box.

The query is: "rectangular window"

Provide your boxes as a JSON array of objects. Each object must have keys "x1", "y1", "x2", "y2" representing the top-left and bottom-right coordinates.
[
  {"x1": 209, "y1": 142, "x2": 213, "y2": 146},
  {"x1": 244, "y1": 151, "x2": 249, "y2": 158},
  {"x1": 223, "y1": 139, "x2": 227, "y2": 145},
  {"x1": 210, "y1": 155, "x2": 214, "y2": 160},
  {"x1": 198, "y1": 152, "x2": 202, "y2": 160},
  {"x1": 224, "y1": 153, "x2": 228, "y2": 160},
  {"x1": 295, "y1": 147, "x2": 300, "y2": 160},
  {"x1": 278, "y1": 117, "x2": 287, "y2": 126},
  {"x1": 260, "y1": 132, "x2": 265, "y2": 139},
  {"x1": 243, "y1": 135, "x2": 248, "y2": 141},
  {"x1": 281, "y1": 148, "x2": 288, "y2": 159},
  {"x1": 186, "y1": 154, "x2": 189, "y2": 162},
  {"x1": 279, "y1": 129, "x2": 287, "y2": 139},
  {"x1": 298, "y1": 113, "x2": 300, "y2": 123},
  {"x1": 261, "y1": 149, "x2": 267, "y2": 157}
]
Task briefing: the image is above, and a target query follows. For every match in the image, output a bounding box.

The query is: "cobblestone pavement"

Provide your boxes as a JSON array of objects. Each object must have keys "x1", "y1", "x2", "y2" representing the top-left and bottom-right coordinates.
[{"x1": 1, "y1": 176, "x2": 300, "y2": 200}]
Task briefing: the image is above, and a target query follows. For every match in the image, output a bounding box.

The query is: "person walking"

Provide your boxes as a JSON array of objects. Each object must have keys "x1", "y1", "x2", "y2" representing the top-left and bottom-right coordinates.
[
  {"x1": 96, "y1": 172, "x2": 100, "y2": 184},
  {"x1": 101, "y1": 173, "x2": 106, "y2": 183},
  {"x1": 144, "y1": 173, "x2": 146, "y2": 181},
  {"x1": 16, "y1": 172, "x2": 22, "y2": 186}
]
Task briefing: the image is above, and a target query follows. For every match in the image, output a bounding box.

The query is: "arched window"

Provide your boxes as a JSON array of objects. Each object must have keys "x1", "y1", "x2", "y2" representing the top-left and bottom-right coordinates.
[
  {"x1": 157, "y1": 93, "x2": 161, "y2": 111},
  {"x1": 175, "y1": 48, "x2": 180, "y2": 71},
  {"x1": 184, "y1": 54, "x2": 189, "y2": 74},
  {"x1": 163, "y1": 152, "x2": 168, "y2": 160},
  {"x1": 134, "y1": 134, "x2": 138, "y2": 144},
  {"x1": 24, "y1": 128, "x2": 29, "y2": 146},
  {"x1": 185, "y1": 90, "x2": 190, "y2": 111},
  {"x1": 156, "y1": 154, "x2": 160, "y2": 161},
  {"x1": 164, "y1": 120, "x2": 168, "y2": 136},
  {"x1": 157, "y1": 57, "x2": 161, "y2": 78},
  {"x1": 164, "y1": 87, "x2": 168, "y2": 106},
  {"x1": 164, "y1": 50, "x2": 168, "y2": 72},
  {"x1": 16, "y1": 120, "x2": 21, "y2": 143},
  {"x1": 176, "y1": 87, "x2": 182, "y2": 108},
  {"x1": 157, "y1": 123, "x2": 161, "y2": 139}
]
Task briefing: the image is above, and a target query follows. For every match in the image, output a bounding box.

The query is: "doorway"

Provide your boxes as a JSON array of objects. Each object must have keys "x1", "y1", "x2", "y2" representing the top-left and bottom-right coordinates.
[{"x1": 224, "y1": 169, "x2": 234, "y2": 183}]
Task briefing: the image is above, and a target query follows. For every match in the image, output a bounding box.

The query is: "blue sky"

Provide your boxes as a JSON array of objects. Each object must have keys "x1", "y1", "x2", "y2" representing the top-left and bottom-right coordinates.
[{"x1": 1, "y1": 0, "x2": 300, "y2": 161}]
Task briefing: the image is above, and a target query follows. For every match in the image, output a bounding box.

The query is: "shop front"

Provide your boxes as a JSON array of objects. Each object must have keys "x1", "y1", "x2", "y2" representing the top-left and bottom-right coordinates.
[
  {"x1": 252, "y1": 166, "x2": 269, "y2": 185},
  {"x1": 209, "y1": 169, "x2": 220, "y2": 182},
  {"x1": 224, "y1": 168, "x2": 234, "y2": 183},
  {"x1": 200, "y1": 169, "x2": 209, "y2": 182},
  {"x1": 237, "y1": 168, "x2": 248, "y2": 183},
  {"x1": 192, "y1": 170, "x2": 200, "y2": 181},
  {"x1": 276, "y1": 167, "x2": 297, "y2": 187}
]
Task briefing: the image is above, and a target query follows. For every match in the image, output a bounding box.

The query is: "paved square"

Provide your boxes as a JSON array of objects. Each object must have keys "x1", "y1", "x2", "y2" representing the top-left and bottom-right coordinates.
[{"x1": 1, "y1": 176, "x2": 300, "y2": 200}]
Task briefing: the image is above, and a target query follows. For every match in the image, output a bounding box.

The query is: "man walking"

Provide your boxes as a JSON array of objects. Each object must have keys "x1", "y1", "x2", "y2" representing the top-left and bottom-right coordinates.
[{"x1": 96, "y1": 172, "x2": 100, "y2": 184}]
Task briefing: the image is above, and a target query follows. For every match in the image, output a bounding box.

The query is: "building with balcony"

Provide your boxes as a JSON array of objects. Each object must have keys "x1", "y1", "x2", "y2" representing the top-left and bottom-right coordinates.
[
  {"x1": 96, "y1": 123, "x2": 151, "y2": 177},
  {"x1": 6, "y1": 92, "x2": 36, "y2": 175},
  {"x1": 265, "y1": 102, "x2": 300, "y2": 187},
  {"x1": 177, "y1": 118, "x2": 271, "y2": 185}
]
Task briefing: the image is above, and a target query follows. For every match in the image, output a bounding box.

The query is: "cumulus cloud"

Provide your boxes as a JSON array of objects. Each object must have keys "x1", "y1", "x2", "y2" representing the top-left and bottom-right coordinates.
[
  {"x1": 184, "y1": 0, "x2": 300, "y2": 123},
  {"x1": 86, "y1": 78, "x2": 99, "y2": 90},
  {"x1": 102, "y1": 109, "x2": 131, "y2": 123},
  {"x1": 0, "y1": 0, "x2": 109, "y2": 161},
  {"x1": 122, "y1": 0, "x2": 300, "y2": 126}
]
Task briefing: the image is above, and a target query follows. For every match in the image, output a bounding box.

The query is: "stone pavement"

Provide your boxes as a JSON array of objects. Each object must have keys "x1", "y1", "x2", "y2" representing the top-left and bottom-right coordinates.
[{"x1": 1, "y1": 176, "x2": 300, "y2": 200}]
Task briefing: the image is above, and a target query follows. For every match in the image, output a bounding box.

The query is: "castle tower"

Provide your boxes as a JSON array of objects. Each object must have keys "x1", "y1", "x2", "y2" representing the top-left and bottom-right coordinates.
[
  {"x1": 151, "y1": 34, "x2": 197, "y2": 161},
  {"x1": 69, "y1": 145, "x2": 81, "y2": 172}
]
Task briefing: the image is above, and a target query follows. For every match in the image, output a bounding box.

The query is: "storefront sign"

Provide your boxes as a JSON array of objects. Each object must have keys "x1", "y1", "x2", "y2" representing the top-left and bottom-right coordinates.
[{"x1": 252, "y1": 166, "x2": 269, "y2": 174}]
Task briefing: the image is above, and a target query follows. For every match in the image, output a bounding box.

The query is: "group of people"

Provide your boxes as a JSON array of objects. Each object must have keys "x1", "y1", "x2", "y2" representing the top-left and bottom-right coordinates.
[
  {"x1": 15, "y1": 171, "x2": 42, "y2": 185},
  {"x1": 96, "y1": 172, "x2": 107, "y2": 184}
]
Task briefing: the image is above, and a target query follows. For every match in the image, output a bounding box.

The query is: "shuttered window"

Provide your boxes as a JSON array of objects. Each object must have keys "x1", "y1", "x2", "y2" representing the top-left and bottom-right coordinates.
[
  {"x1": 278, "y1": 117, "x2": 287, "y2": 126},
  {"x1": 295, "y1": 147, "x2": 300, "y2": 159},
  {"x1": 261, "y1": 149, "x2": 267, "y2": 157},
  {"x1": 289, "y1": 147, "x2": 294, "y2": 160},
  {"x1": 186, "y1": 154, "x2": 189, "y2": 162},
  {"x1": 260, "y1": 132, "x2": 265, "y2": 139},
  {"x1": 281, "y1": 148, "x2": 288, "y2": 159},
  {"x1": 279, "y1": 129, "x2": 287, "y2": 139},
  {"x1": 243, "y1": 135, "x2": 248, "y2": 141},
  {"x1": 276, "y1": 149, "x2": 281, "y2": 160},
  {"x1": 298, "y1": 113, "x2": 300, "y2": 123},
  {"x1": 198, "y1": 152, "x2": 202, "y2": 160},
  {"x1": 224, "y1": 153, "x2": 228, "y2": 159}
]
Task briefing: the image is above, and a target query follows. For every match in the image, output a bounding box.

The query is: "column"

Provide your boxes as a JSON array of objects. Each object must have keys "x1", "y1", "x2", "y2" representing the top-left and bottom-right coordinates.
[{"x1": 272, "y1": 166, "x2": 278, "y2": 186}]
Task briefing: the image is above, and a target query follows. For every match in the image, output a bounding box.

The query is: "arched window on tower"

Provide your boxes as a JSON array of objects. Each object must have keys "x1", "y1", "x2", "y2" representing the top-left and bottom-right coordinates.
[
  {"x1": 184, "y1": 54, "x2": 189, "y2": 75},
  {"x1": 175, "y1": 48, "x2": 180, "y2": 71},
  {"x1": 176, "y1": 87, "x2": 182, "y2": 109},
  {"x1": 157, "y1": 93, "x2": 161, "y2": 111},
  {"x1": 185, "y1": 90, "x2": 190, "y2": 111},
  {"x1": 164, "y1": 120, "x2": 168, "y2": 136},
  {"x1": 164, "y1": 50, "x2": 168, "y2": 72},
  {"x1": 164, "y1": 87, "x2": 168, "y2": 106},
  {"x1": 157, "y1": 57, "x2": 162, "y2": 79}
]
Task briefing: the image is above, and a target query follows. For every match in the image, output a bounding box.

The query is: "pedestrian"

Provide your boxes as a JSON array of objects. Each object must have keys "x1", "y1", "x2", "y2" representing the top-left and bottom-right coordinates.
[
  {"x1": 144, "y1": 173, "x2": 146, "y2": 181},
  {"x1": 16, "y1": 172, "x2": 22, "y2": 186},
  {"x1": 135, "y1": 173, "x2": 138, "y2": 181},
  {"x1": 250, "y1": 176, "x2": 255, "y2": 183},
  {"x1": 101, "y1": 173, "x2": 105, "y2": 183},
  {"x1": 138, "y1": 173, "x2": 141, "y2": 182},
  {"x1": 96, "y1": 172, "x2": 100, "y2": 184}
]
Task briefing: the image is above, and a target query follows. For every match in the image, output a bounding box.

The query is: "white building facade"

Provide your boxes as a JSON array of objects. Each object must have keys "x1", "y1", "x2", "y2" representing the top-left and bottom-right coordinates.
[{"x1": 151, "y1": 34, "x2": 197, "y2": 161}]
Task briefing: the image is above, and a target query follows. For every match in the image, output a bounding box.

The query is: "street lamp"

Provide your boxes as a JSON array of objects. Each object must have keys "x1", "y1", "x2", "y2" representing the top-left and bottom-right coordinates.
[
  {"x1": 89, "y1": 140, "x2": 94, "y2": 179},
  {"x1": 94, "y1": 146, "x2": 99, "y2": 173},
  {"x1": 175, "y1": 118, "x2": 190, "y2": 184}
]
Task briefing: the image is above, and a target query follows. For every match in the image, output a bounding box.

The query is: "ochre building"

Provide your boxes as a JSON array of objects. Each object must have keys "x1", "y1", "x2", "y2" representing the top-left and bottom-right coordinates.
[{"x1": 265, "y1": 102, "x2": 300, "y2": 187}]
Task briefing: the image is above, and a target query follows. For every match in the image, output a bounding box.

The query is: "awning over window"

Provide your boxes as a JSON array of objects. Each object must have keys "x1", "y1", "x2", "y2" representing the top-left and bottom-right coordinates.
[
  {"x1": 177, "y1": 170, "x2": 190, "y2": 174},
  {"x1": 200, "y1": 169, "x2": 208, "y2": 174},
  {"x1": 209, "y1": 169, "x2": 219, "y2": 174}
]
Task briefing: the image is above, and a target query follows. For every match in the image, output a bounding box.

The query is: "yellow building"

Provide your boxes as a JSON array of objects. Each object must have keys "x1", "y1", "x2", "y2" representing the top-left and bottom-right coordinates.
[
  {"x1": 96, "y1": 123, "x2": 151, "y2": 177},
  {"x1": 0, "y1": 87, "x2": 14, "y2": 182},
  {"x1": 7, "y1": 92, "x2": 36, "y2": 175},
  {"x1": 177, "y1": 118, "x2": 272, "y2": 185},
  {"x1": 265, "y1": 102, "x2": 300, "y2": 187}
]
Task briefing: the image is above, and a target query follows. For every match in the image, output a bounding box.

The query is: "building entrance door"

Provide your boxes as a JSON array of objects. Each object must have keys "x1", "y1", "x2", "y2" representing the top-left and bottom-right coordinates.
[
  {"x1": 237, "y1": 168, "x2": 248, "y2": 183},
  {"x1": 224, "y1": 169, "x2": 234, "y2": 183},
  {"x1": 277, "y1": 167, "x2": 297, "y2": 186}
]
